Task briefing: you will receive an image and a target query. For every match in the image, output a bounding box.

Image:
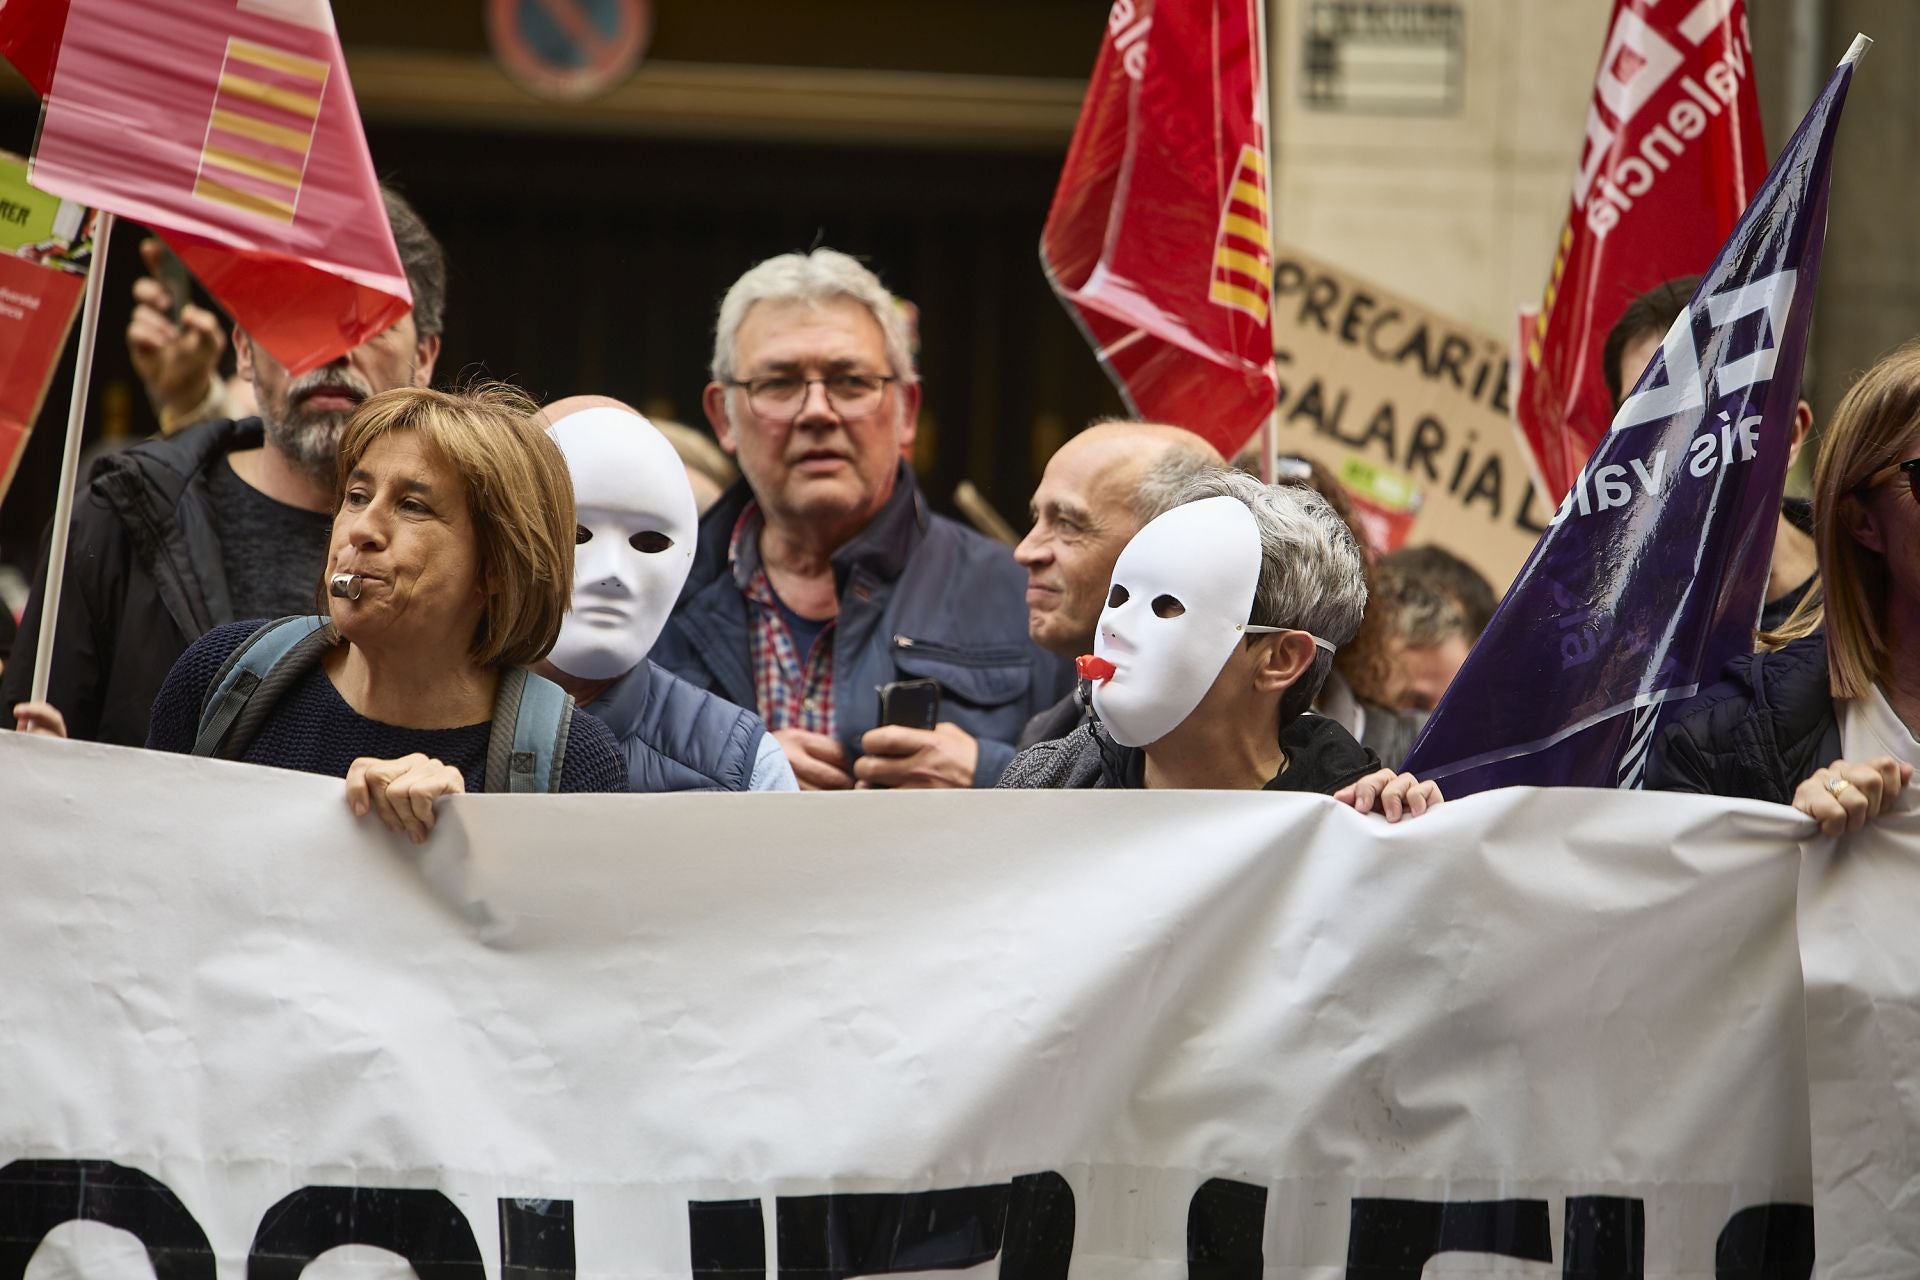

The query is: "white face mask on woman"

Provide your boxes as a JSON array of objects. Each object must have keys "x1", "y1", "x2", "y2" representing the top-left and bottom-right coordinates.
[
  {"x1": 1089, "y1": 496, "x2": 1276, "y2": 749},
  {"x1": 546, "y1": 408, "x2": 698, "y2": 681}
]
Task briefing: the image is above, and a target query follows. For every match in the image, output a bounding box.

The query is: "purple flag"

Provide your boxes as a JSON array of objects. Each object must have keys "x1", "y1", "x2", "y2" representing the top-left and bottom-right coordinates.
[{"x1": 1404, "y1": 37, "x2": 1868, "y2": 796}]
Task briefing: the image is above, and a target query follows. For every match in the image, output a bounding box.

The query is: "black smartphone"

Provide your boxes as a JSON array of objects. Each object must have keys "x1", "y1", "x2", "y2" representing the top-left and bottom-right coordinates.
[
  {"x1": 151, "y1": 243, "x2": 193, "y2": 322},
  {"x1": 877, "y1": 678, "x2": 941, "y2": 730}
]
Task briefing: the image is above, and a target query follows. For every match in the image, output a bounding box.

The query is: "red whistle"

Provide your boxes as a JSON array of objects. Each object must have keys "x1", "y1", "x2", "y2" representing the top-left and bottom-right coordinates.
[{"x1": 1076, "y1": 654, "x2": 1116, "y2": 682}]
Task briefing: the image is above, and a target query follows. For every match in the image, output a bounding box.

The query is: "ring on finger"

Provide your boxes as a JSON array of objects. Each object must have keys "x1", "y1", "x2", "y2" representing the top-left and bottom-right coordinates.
[{"x1": 1826, "y1": 775, "x2": 1851, "y2": 796}]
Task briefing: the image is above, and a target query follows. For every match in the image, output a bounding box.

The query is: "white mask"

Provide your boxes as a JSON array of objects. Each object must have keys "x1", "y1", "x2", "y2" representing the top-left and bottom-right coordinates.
[
  {"x1": 1090, "y1": 496, "x2": 1271, "y2": 749},
  {"x1": 546, "y1": 407, "x2": 699, "y2": 680}
]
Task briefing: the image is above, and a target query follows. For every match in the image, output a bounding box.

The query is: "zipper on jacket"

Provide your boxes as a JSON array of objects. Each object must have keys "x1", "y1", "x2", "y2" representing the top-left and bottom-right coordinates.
[{"x1": 891, "y1": 633, "x2": 1028, "y2": 667}]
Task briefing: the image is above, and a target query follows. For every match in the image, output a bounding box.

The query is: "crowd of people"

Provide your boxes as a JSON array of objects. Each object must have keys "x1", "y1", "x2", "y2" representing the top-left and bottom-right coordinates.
[{"x1": 0, "y1": 189, "x2": 1913, "y2": 842}]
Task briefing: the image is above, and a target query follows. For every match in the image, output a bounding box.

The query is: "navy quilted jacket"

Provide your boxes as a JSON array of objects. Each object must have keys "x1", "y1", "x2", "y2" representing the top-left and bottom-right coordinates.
[{"x1": 1645, "y1": 632, "x2": 1841, "y2": 804}]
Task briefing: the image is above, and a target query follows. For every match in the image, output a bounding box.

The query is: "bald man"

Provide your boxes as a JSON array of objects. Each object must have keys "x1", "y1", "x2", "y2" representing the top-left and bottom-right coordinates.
[{"x1": 1013, "y1": 421, "x2": 1224, "y2": 748}]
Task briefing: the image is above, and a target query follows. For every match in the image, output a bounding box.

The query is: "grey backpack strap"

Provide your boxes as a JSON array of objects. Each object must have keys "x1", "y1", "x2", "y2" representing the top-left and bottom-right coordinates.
[
  {"x1": 192, "y1": 616, "x2": 334, "y2": 759},
  {"x1": 484, "y1": 668, "x2": 576, "y2": 794}
]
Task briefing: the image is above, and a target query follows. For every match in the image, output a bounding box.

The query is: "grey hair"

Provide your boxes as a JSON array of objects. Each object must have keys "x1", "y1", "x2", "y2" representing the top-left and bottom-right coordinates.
[
  {"x1": 710, "y1": 249, "x2": 919, "y2": 386},
  {"x1": 381, "y1": 186, "x2": 446, "y2": 341},
  {"x1": 1131, "y1": 446, "x2": 1223, "y2": 525},
  {"x1": 1169, "y1": 468, "x2": 1369, "y2": 726}
]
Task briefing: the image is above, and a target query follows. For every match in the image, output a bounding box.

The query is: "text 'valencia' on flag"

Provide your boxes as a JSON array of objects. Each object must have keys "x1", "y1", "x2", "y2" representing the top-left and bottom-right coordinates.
[{"x1": 1513, "y1": 0, "x2": 1768, "y2": 501}]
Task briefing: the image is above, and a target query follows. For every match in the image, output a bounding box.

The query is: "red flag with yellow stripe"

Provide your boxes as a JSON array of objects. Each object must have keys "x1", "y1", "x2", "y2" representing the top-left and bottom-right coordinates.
[
  {"x1": 2, "y1": 0, "x2": 410, "y2": 375},
  {"x1": 1041, "y1": 0, "x2": 1276, "y2": 459}
]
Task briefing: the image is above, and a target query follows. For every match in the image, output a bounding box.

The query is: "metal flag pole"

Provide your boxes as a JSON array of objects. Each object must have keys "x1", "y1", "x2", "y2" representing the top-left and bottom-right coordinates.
[
  {"x1": 1256, "y1": 0, "x2": 1279, "y2": 484},
  {"x1": 27, "y1": 209, "x2": 115, "y2": 705}
]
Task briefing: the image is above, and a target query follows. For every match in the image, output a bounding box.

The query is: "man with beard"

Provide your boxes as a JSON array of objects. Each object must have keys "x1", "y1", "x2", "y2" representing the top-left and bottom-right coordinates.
[{"x1": 2, "y1": 188, "x2": 444, "y2": 746}]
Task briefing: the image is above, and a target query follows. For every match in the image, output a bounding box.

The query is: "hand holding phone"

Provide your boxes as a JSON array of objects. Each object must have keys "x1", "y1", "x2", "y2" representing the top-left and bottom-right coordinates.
[{"x1": 876, "y1": 678, "x2": 941, "y2": 731}]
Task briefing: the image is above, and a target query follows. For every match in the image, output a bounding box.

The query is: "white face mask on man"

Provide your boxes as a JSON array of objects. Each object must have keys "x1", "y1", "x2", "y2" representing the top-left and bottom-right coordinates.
[
  {"x1": 546, "y1": 407, "x2": 698, "y2": 681},
  {"x1": 1088, "y1": 496, "x2": 1294, "y2": 749}
]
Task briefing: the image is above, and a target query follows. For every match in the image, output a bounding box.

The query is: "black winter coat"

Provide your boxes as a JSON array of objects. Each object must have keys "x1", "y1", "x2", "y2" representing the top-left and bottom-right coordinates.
[
  {"x1": 2, "y1": 418, "x2": 263, "y2": 746},
  {"x1": 1644, "y1": 632, "x2": 1841, "y2": 804},
  {"x1": 998, "y1": 711, "x2": 1381, "y2": 793}
]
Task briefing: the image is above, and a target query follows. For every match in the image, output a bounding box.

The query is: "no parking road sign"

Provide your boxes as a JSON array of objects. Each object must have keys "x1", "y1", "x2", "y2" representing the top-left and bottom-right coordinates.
[{"x1": 488, "y1": 0, "x2": 651, "y2": 101}]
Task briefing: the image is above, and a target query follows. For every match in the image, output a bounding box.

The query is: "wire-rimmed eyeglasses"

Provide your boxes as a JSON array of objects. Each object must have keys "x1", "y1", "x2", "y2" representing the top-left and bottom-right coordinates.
[{"x1": 726, "y1": 373, "x2": 898, "y2": 422}]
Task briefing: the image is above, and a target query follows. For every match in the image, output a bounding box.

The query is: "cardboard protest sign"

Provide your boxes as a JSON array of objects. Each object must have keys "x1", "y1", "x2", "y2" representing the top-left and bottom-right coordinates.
[
  {"x1": 1268, "y1": 245, "x2": 1550, "y2": 590},
  {"x1": 0, "y1": 150, "x2": 88, "y2": 504}
]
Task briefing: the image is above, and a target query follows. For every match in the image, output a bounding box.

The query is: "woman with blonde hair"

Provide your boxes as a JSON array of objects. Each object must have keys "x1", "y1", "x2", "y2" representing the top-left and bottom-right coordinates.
[
  {"x1": 144, "y1": 385, "x2": 627, "y2": 839},
  {"x1": 1648, "y1": 342, "x2": 1920, "y2": 832}
]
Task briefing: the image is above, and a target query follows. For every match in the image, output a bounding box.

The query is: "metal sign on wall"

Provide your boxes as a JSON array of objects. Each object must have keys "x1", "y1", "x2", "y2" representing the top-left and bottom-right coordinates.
[
  {"x1": 488, "y1": 0, "x2": 652, "y2": 101},
  {"x1": 1301, "y1": 0, "x2": 1464, "y2": 115}
]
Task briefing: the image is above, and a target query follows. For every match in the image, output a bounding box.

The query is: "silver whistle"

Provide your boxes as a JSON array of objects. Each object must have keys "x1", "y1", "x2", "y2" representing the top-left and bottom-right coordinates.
[{"x1": 328, "y1": 572, "x2": 364, "y2": 600}]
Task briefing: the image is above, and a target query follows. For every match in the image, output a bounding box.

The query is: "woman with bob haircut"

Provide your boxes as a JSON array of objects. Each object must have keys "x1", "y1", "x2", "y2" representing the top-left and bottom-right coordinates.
[
  {"x1": 1649, "y1": 342, "x2": 1920, "y2": 833},
  {"x1": 145, "y1": 384, "x2": 627, "y2": 838}
]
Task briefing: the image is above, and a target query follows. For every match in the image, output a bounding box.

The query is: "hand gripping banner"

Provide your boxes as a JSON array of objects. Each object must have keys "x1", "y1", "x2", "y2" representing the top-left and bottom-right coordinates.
[
  {"x1": 1404, "y1": 40, "x2": 1865, "y2": 797},
  {"x1": 1512, "y1": 0, "x2": 1767, "y2": 501},
  {"x1": 1041, "y1": 0, "x2": 1276, "y2": 460}
]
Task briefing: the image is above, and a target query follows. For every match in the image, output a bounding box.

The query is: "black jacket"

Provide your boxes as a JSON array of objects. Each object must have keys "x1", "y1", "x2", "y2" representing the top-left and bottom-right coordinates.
[
  {"x1": 1019, "y1": 676, "x2": 1422, "y2": 770},
  {"x1": 1644, "y1": 632, "x2": 1840, "y2": 804},
  {"x1": 997, "y1": 711, "x2": 1381, "y2": 792},
  {"x1": 651, "y1": 464, "x2": 1073, "y2": 786},
  {"x1": 2, "y1": 418, "x2": 263, "y2": 746}
]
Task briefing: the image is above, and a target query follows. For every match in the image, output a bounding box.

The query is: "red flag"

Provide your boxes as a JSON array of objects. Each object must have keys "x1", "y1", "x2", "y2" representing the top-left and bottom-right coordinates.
[
  {"x1": 0, "y1": 155, "x2": 89, "y2": 502},
  {"x1": 2, "y1": 0, "x2": 411, "y2": 376},
  {"x1": 0, "y1": 0, "x2": 70, "y2": 95},
  {"x1": 1041, "y1": 0, "x2": 1275, "y2": 460},
  {"x1": 1514, "y1": 0, "x2": 1766, "y2": 501}
]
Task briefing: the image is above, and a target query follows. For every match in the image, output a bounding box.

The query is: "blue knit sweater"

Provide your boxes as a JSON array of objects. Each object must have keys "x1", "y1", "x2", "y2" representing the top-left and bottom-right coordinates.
[{"x1": 147, "y1": 620, "x2": 628, "y2": 793}]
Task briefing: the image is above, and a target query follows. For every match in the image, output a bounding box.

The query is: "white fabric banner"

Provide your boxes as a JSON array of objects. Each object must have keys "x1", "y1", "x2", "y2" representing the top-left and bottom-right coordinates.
[
  {"x1": 0, "y1": 732, "x2": 1895, "y2": 1279},
  {"x1": 1801, "y1": 791, "x2": 1920, "y2": 1279}
]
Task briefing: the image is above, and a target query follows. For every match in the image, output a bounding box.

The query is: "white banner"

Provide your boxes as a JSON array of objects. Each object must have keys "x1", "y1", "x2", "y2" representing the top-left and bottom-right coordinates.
[
  {"x1": 0, "y1": 732, "x2": 1891, "y2": 1279},
  {"x1": 1801, "y1": 791, "x2": 1920, "y2": 1278}
]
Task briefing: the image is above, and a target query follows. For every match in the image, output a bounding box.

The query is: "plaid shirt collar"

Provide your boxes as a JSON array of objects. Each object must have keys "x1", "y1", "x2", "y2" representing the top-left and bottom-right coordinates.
[
  {"x1": 723, "y1": 464, "x2": 926, "y2": 587},
  {"x1": 726, "y1": 500, "x2": 768, "y2": 594},
  {"x1": 720, "y1": 469, "x2": 929, "y2": 735},
  {"x1": 728, "y1": 499, "x2": 836, "y2": 734}
]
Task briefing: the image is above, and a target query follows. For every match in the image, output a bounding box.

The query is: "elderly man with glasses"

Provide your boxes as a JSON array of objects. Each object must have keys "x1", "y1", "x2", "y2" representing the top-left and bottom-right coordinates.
[{"x1": 650, "y1": 249, "x2": 1072, "y2": 789}]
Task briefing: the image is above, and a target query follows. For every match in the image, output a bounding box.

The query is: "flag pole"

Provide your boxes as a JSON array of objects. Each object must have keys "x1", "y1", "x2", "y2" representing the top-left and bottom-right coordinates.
[
  {"x1": 1256, "y1": 0, "x2": 1277, "y2": 484},
  {"x1": 27, "y1": 209, "x2": 114, "y2": 705}
]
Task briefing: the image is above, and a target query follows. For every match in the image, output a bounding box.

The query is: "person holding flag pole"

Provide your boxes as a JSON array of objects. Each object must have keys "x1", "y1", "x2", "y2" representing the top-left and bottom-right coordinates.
[
  {"x1": 8, "y1": 209, "x2": 112, "y2": 737},
  {"x1": 1401, "y1": 36, "x2": 1872, "y2": 798}
]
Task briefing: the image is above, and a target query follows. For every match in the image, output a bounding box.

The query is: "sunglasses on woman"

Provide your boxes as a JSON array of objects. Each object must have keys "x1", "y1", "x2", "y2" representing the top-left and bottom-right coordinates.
[{"x1": 1855, "y1": 456, "x2": 1920, "y2": 502}]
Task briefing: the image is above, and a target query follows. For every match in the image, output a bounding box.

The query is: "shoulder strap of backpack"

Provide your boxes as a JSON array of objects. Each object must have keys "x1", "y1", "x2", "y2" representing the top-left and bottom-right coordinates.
[
  {"x1": 192, "y1": 616, "x2": 334, "y2": 759},
  {"x1": 484, "y1": 667, "x2": 575, "y2": 794}
]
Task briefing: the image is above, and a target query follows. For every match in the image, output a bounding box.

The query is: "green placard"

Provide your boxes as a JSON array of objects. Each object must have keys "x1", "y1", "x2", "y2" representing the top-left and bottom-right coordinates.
[
  {"x1": 0, "y1": 150, "x2": 66, "y2": 254},
  {"x1": 1337, "y1": 454, "x2": 1421, "y2": 512}
]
